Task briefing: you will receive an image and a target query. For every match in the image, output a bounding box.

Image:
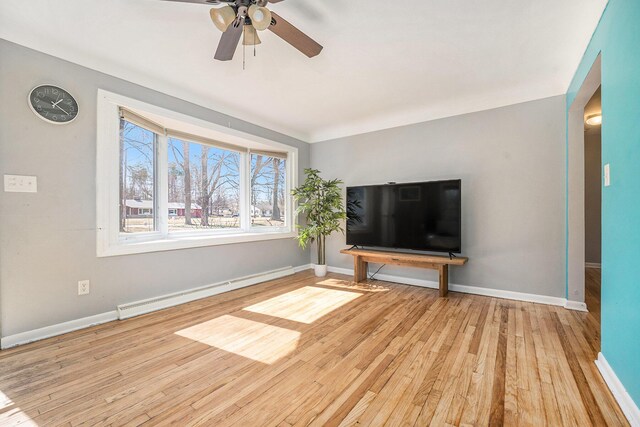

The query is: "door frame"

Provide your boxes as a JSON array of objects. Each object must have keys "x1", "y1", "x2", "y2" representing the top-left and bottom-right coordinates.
[{"x1": 566, "y1": 54, "x2": 601, "y2": 309}]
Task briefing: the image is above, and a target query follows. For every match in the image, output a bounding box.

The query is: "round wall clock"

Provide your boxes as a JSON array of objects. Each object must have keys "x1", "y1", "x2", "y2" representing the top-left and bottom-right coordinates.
[{"x1": 28, "y1": 85, "x2": 79, "y2": 124}]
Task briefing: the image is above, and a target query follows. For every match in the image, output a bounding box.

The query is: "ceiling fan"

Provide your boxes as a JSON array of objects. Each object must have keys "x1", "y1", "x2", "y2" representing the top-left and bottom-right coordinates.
[{"x1": 164, "y1": 0, "x2": 323, "y2": 61}]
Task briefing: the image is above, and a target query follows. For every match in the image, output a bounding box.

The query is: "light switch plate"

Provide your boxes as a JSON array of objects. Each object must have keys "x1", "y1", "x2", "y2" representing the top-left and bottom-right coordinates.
[
  {"x1": 4, "y1": 175, "x2": 37, "y2": 193},
  {"x1": 604, "y1": 164, "x2": 611, "y2": 187}
]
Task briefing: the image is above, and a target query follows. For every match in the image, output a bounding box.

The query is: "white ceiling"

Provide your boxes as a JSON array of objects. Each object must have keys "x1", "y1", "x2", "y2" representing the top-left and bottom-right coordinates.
[{"x1": 0, "y1": 0, "x2": 607, "y2": 142}]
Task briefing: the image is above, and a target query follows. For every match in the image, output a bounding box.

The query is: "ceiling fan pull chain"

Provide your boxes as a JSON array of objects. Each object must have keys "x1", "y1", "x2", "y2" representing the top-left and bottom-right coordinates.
[{"x1": 243, "y1": 26, "x2": 246, "y2": 70}]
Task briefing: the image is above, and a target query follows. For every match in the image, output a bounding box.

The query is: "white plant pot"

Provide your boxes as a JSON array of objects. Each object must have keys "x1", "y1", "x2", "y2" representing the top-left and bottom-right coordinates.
[{"x1": 314, "y1": 264, "x2": 328, "y2": 277}]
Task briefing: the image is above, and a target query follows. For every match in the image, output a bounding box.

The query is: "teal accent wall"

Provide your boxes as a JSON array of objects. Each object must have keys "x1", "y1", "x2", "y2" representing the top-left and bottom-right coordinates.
[{"x1": 567, "y1": 0, "x2": 640, "y2": 406}]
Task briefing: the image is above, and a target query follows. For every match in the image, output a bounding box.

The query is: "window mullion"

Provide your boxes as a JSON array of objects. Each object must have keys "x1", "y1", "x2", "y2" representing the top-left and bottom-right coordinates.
[
  {"x1": 240, "y1": 151, "x2": 250, "y2": 231},
  {"x1": 157, "y1": 133, "x2": 169, "y2": 236},
  {"x1": 286, "y1": 153, "x2": 293, "y2": 231},
  {"x1": 110, "y1": 112, "x2": 124, "y2": 247}
]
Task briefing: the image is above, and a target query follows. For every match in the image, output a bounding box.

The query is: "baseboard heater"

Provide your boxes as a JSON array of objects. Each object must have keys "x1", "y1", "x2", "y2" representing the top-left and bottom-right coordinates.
[{"x1": 117, "y1": 266, "x2": 295, "y2": 320}]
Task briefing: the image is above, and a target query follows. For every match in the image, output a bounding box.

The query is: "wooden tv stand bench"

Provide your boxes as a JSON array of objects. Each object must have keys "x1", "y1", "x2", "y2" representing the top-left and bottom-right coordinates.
[{"x1": 339, "y1": 248, "x2": 468, "y2": 297}]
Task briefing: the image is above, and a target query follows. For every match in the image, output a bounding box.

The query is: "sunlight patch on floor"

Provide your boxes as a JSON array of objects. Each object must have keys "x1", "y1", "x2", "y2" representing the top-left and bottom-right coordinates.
[
  {"x1": 316, "y1": 278, "x2": 391, "y2": 293},
  {"x1": 244, "y1": 286, "x2": 362, "y2": 324},
  {"x1": 175, "y1": 315, "x2": 300, "y2": 364},
  {"x1": 0, "y1": 390, "x2": 12, "y2": 409},
  {"x1": 0, "y1": 390, "x2": 38, "y2": 426}
]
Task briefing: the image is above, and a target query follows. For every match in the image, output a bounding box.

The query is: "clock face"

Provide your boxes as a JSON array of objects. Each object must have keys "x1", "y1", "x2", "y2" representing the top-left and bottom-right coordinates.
[{"x1": 29, "y1": 85, "x2": 79, "y2": 124}]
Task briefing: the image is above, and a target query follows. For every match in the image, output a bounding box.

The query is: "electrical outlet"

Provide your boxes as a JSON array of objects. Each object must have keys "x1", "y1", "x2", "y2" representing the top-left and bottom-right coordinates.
[
  {"x1": 604, "y1": 163, "x2": 611, "y2": 187},
  {"x1": 78, "y1": 280, "x2": 90, "y2": 295}
]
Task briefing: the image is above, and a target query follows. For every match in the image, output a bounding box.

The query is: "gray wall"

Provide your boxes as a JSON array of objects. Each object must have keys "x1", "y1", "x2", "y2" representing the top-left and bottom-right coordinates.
[
  {"x1": 312, "y1": 95, "x2": 567, "y2": 298},
  {"x1": 0, "y1": 40, "x2": 310, "y2": 337},
  {"x1": 584, "y1": 130, "x2": 602, "y2": 264}
]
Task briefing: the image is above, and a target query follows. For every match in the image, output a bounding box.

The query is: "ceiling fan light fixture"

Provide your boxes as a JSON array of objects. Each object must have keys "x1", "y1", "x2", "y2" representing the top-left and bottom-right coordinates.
[
  {"x1": 249, "y1": 5, "x2": 272, "y2": 31},
  {"x1": 586, "y1": 113, "x2": 602, "y2": 126},
  {"x1": 210, "y1": 5, "x2": 236, "y2": 32},
  {"x1": 243, "y1": 24, "x2": 262, "y2": 45}
]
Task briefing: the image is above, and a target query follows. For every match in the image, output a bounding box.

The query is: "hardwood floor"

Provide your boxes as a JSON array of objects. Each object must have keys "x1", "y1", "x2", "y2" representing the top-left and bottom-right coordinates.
[
  {"x1": 0, "y1": 271, "x2": 627, "y2": 426},
  {"x1": 585, "y1": 267, "x2": 602, "y2": 323}
]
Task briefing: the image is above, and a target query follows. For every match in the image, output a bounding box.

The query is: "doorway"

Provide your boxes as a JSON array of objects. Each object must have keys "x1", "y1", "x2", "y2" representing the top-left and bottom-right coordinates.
[
  {"x1": 584, "y1": 87, "x2": 602, "y2": 322},
  {"x1": 567, "y1": 54, "x2": 601, "y2": 345}
]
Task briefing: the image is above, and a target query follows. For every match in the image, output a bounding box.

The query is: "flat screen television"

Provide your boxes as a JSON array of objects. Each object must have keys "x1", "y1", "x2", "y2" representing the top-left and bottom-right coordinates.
[{"x1": 346, "y1": 179, "x2": 461, "y2": 253}]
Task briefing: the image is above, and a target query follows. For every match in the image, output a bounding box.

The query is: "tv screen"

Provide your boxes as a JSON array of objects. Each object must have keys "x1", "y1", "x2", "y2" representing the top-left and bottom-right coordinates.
[{"x1": 346, "y1": 179, "x2": 461, "y2": 253}]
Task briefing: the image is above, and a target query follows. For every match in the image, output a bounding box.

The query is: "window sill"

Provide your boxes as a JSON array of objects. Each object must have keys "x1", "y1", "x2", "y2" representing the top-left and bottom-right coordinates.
[{"x1": 97, "y1": 230, "x2": 297, "y2": 257}]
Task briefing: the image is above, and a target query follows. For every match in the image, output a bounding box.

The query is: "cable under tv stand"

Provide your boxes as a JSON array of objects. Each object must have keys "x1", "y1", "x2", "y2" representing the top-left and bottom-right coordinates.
[{"x1": 339, "y1": 248, "x2": 468, "y2": 297}]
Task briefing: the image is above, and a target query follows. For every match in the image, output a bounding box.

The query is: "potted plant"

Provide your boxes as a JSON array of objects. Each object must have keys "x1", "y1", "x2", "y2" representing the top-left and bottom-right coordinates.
[{"x1": 292, "y1": 168, "x2": 347, "y2": 277}]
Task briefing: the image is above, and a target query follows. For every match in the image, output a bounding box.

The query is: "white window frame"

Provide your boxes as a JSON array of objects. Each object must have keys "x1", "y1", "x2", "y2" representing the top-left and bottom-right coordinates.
[
  {"x1": 97, "y1": 90, "x2": 297, "y2": 257},
  {"x1": 248, "y1": 151, "x2": 291, "y2": 233}
]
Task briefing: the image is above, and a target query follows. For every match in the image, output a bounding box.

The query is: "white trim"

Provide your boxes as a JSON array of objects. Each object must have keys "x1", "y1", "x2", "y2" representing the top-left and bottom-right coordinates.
[
  {"x1": 99, "y1": 90, "x2": 299, "y2": 153},
  {"x1": 240, "y1": 150, "x2": 251, "y2": 231},
  {"x1": 326, "y1": 266, "x2": 568, "y2": 307},
  {"x1": 595, "y1": 353, "x2": 640, "y2": 427},
  {"x1": 1, "y1": 311, "x2": 118, "y2": 350},
  {"x1": 564, "y1": 300, "x2": 589, "y2": 312},
  {"x1": 585, "y1": 262, "x2": 602, "y2": 269},
  {"x1": 567, "y1": 54, "x2": 601, "y2": 315},
  {"x1": 100, "y1": 230, "x2": 297, "y2": 257},
  {"x1": 157, "y1": 132, "x2": 169, "y2": 236},
  {"x1": 293, "y1": 263, "x2": 312, "y2": 273},
  {"x1": 117, "y1": 266, "x2": 296, "y2": 319},
  {"x1": 1, "y1": 264, "x2": 312, "y2": 349},
  {"x1": 96, "y1": 89, "x2": 298, "y2": 257}
]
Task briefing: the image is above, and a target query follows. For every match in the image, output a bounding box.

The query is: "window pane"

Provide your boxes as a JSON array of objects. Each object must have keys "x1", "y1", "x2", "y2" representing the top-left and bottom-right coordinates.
[
  {"x1": 119, "y1": 120, "x2": 156, "y2": 233},
  {"x1": 250, "y1": 154, "x2": 286, "y2": 227},
  {"x1": 168, "y1": 138, "x2": 240, "y2": 231}
]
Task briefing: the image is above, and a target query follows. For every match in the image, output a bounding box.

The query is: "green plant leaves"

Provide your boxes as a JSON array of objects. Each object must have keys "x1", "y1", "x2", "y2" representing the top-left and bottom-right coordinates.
[{"x1": 291, "y1": 168, "x2": 347, "y2": 251}]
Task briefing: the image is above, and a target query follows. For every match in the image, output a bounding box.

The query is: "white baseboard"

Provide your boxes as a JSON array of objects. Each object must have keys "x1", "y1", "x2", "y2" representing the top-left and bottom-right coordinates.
[
  {"x1": 0, "y1": 263, "x2": 586, "y2": 350},
  {"x1": 1, "y1": 265, "x2": 310, "y2": 350},
  {"x1": 117, "y1": 266, "x2": 296, "y2": 320},
  {"x1": 1, "y1": 311, "x2": 118, "y2": 350},
  {"x1": 595, "y1": 353, "x2": 640, "y2": 426},
  {"x1": 585, "y1": 262, "x2": 602, "y2": 269},
  {"x1": 564, "y1": 300, "x2": 589, "y2": 312},
  {"x1": 293, "y1": 263, "x2": 312, "y2": 272},
  {"x1": 327, "y1": 266, "x2": 568, "y2": 307}
]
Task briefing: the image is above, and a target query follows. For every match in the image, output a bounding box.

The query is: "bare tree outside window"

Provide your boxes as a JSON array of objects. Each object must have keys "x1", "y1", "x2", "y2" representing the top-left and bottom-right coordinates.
[
  {"x1": 119, "y1": 120, "x2": 156, "y2": 233},
  {"x1": 168, "y1": 138, "x2": 240, "y2": 231},
  {"x1": 104, "y1": 99, "x2": 296, "y2": 256},
  {"x1": 250, "y1": 154, "x2": 286, "y2": 227}
]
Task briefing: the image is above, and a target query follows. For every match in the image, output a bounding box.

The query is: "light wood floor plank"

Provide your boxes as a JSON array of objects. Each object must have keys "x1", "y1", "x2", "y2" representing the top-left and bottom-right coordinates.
[{"x1": 0, "y1": 270, "x2": 628, "y2": 426}]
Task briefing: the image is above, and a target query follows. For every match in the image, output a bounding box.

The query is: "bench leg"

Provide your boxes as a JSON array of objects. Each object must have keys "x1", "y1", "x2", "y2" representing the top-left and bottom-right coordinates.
[
  {"x1": 354, "y1": 256, "x2": 368, "y2": 283},
  {"x1": 438, "y1": 265, "x2": 449, "y2": 297}
]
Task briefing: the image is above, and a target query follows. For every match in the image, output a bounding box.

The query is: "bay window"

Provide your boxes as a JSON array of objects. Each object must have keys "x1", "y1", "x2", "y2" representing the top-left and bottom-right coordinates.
[{"x1": 97, "y1": 90, "x2": 297, "y2": 256}]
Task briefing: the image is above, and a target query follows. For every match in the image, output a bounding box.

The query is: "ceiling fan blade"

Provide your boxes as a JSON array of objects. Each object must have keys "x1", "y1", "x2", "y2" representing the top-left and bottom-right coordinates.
[
  {"x1": 214, "y1": 21, "x2": 243, "y2": 60},
  {"x1": 268, "y1": 12, "x2": 322, "y2": 58}
]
